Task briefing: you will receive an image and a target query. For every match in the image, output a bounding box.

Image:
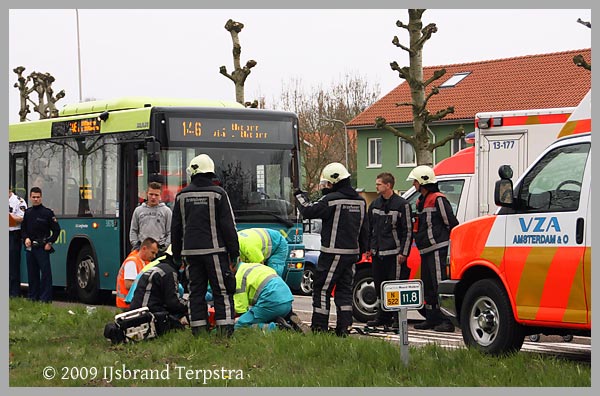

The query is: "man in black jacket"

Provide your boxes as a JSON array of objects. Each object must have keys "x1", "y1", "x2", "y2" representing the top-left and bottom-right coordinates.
[
  {"x1": 295, "y1": 162, "x2": 369, "y2": 337},
  {"x1": 366, "y1": 172, "x2": 412, "y2": 328},
  {"x1": 21, "y1": 187, "x2": 61, "y2": 303},
  {"x1": 171, "y1": 154, "x2": 239, "y2": 337}
]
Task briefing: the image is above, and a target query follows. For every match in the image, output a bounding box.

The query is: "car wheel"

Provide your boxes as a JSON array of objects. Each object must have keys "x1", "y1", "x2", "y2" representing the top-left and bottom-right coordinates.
[
  {"x1": 299, "y1": 264, "x2": 315, "y2": 296},
  {"x1": 352, "y1": 268, "x2": 378, "y2": 323},
  {"x1": 528, "y1": 334, "x2": 541, "y2": 342},
  {"x1": 460, "y1": 278, "x2": 524, "y2": 355}
]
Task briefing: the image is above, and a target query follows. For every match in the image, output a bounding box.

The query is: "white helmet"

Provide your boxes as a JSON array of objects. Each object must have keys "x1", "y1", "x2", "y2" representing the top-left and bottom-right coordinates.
[
  {"x1": 320, "y1": 162, "x2": 351, "y2": 184},
  {"x1": 187, "y1": 154, "x2": 214, "y2": 176},
  {"x1": 406, "y1": 165, "x2": 437, "y2": 185}
]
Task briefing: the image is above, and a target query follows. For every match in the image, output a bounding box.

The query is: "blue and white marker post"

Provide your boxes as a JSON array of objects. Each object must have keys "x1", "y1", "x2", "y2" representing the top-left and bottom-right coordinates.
[{"x1": 380, "y1": 280, "x2": 424, "y2": 366}]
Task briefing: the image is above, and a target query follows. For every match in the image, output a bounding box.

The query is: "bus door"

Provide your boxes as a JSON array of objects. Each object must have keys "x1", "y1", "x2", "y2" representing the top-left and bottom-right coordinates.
[
  {"x1": 10, "y1": 153, "x2": 28, "y2": 200},
  {"x1": 119, "y1": 142, "x2": 147, "y2": 255}
]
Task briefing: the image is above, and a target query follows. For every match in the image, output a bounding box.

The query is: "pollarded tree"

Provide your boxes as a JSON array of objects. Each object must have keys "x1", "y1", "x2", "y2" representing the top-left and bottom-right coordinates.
[
  {"x1": 375, "y1": 9, "x2": 464, "y2": 166},
  {"x1": 219, "y1": 19, "x2": 258, "y2": 107},
  {"x1": 13, "y1": 66, "x2": 65, "y2": 122}
]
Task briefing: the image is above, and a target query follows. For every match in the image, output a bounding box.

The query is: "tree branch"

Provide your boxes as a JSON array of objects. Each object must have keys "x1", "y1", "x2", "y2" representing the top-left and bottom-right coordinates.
[
  {"x1": 425, "y1": 106, "x2": 455, "y2": 123},
  {"x1": 573, "y1": 55, "x2": 591, "y2": 71},
  {"x1": 392, "y1": 36, "x2": 414, "y2": 55},
  {"x1": 423, "y1": 69, "x2": 446, "y2": 88},
  {"x1": 577, "y1": 18, "x2": 591, "y2": 28},
  {"x1": 429, "y1": 126, "x2": 465, "y2": 150}
]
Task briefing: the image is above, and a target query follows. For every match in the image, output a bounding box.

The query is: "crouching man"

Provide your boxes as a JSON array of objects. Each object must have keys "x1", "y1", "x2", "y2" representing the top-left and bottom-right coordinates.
[
  {"x1": 104, "y1": 246, "x2": 188, "y2": 344},
  {"x1": 234, "y1": 261, "x2": 308, "y2": 333}
]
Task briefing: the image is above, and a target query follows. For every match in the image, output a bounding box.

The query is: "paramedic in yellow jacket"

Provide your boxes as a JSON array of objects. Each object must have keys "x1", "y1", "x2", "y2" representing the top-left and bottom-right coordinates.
[
  {"x1": 237, "y1": 228, "x2": 289, "y2": 277},
  {"x1": 234, "y1": 262, "x2": 294, "y2": 330}
]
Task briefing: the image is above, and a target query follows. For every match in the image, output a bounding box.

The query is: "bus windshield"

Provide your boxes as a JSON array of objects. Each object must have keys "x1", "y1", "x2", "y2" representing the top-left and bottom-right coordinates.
[{"x1": 153, "y1": 147, "x2": 295, "y2": 225}]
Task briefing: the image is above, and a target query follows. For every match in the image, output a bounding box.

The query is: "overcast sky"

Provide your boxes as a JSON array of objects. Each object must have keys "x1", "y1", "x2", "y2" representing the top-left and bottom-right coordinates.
[{"x1": 8, "y1": 8, "x2": 591, "y2": 123}]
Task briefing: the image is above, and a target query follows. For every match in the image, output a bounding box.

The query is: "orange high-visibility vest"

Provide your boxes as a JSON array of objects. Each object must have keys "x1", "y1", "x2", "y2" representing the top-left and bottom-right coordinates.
[{"x1": 115, "y1": 251, "x2": 147, "y2": 309}]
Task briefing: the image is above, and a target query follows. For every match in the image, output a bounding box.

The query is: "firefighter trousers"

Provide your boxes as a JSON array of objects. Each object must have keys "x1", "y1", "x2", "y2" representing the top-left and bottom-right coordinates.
[
  {"x1": 311, "y1": 252, "x2": 357, "y2": 331},
  {"x1": 186, "y1": 253, "x2": 236, "y2": 328}
]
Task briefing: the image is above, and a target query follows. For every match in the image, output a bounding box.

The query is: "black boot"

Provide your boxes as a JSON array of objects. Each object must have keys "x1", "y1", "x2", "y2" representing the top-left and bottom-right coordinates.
[
  {"x1": 191, "y1": 325, "x2": 209, "y2": 337},
  {"x1": 216, "y1": 325, "x2": 234, "y2": 338}
]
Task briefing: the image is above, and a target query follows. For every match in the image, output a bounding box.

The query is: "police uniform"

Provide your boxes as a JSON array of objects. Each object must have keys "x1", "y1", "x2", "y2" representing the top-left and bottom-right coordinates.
[
  {"x1": 21, "y1": 203, "x2": 61, "y2": 302},
  {"x1": 295, "y1": 177, "x2": 369, "y2": 336},
  {"x1": 9, "y1": 192, "x2": 27, "y2": 297},
  {"x1": 171, "y1": 172, "x2": 239, "y2": 336}
]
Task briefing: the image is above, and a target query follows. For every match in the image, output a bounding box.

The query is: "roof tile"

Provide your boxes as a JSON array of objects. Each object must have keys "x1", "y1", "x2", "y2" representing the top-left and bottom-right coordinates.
[{"x1": 349, "y1": 49, "x2": 591, "y2": 127}]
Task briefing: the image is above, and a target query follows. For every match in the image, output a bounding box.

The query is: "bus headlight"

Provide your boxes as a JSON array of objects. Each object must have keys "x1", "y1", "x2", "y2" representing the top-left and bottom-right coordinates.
[{"x1": 289, "y1": 249, "x2": 304, "y2": 259}]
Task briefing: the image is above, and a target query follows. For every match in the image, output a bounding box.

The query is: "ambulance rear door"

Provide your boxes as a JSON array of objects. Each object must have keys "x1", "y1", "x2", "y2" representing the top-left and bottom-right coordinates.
[
  {"x1": 503, "y1": 137, "x2": 590, "y2": 325},
  {"x1": 478, "y1": 131, "x2": 527, "y2": 217}
]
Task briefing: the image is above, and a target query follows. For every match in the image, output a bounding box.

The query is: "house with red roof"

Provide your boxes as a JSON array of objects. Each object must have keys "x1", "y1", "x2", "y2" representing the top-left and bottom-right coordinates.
[{"x1": 348, "y1": 49, "x2": 590, "y2": 196}]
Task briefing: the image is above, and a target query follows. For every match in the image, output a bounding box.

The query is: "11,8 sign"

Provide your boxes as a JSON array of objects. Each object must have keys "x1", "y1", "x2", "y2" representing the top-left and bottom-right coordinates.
[{"x1": 381, "y1": 280, "x2": 424, "y2": 311}]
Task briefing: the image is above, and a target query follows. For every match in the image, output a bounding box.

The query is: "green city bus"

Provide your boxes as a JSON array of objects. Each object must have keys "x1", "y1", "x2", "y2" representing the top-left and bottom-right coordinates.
[{"x1": 9, "y1": 97, "x2": 305, "y2": 303}]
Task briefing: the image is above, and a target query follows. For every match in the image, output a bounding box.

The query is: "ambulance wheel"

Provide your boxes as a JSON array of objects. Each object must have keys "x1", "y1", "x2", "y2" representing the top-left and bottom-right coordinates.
[
  {"x1": 352, "y1": 268, "x2": 378, "y2": 323},
  {"x1": 563, "y1": 335, "x2": 573, "y2": 342},
  {"x1": 75, "y1": 245, "x2": 100, "y2": 304},
  {"x1": 528, "y1": 334, "x2": 541, "y2": 342},
  {"x1": 460, "y1": 278, "x2": 524, "y2": 355}
]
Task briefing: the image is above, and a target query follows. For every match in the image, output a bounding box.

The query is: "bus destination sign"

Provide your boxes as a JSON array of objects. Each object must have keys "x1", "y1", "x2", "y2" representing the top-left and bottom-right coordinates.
[
  {"x1": 168, "y1": 117, "x2": 293, "y2": 145},
  {"x1": 51, "y1": 117, "x2": 101, "y2": 137}
]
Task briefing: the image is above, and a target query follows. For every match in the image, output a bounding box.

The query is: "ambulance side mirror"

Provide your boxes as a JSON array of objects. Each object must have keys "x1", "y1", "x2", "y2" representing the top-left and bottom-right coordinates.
[{"x1": 494, "y1": 165, "x2": 514, "y2": 207}]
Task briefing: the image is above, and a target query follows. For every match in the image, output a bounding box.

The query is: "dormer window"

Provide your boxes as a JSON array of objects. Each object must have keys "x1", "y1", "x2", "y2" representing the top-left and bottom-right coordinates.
[{"x1": 439, "y1": 72, "x2": 471, "y2": 88}]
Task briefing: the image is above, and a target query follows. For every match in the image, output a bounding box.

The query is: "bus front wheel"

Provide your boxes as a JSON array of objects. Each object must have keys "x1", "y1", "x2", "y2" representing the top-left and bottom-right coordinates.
[{"x1": 74, "y1": 245, "x2": 100, "y2": 304}]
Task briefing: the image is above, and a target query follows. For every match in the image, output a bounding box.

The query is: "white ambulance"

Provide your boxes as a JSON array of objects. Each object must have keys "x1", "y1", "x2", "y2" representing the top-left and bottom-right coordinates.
[{"x1": 438, "y1": 91, "x2": 591, "y2": 354}]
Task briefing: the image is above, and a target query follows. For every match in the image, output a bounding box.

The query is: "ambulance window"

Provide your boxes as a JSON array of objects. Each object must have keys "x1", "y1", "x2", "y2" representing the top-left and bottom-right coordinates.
[
  {"x1": 405, "y1": 179, "x2": 464, "y2": 215},
  {"x1": 517, "y1": 143, "x2": 589, "y2": 213}
]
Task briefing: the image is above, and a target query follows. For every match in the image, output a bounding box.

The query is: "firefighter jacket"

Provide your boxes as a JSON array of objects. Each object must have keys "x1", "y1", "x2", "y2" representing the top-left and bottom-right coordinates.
[
  {"x1": 295, "y1": 179, "x2": 369, "y2": 255},
  {"x1": 234, "y1": 262, "x2": 293, "y2": 315},
  {"x1": 171, "y1": 174, "x2": 239, "y2": 263},
  {"x1": 128, "y1": 258, "x2": 187, "y2": 318},
  {"x1": 414, "y1": 191, "x2": 459, "y2": 254},
  {"x1": 368, "y1": 193, "x2": 413, "y2": 257}
]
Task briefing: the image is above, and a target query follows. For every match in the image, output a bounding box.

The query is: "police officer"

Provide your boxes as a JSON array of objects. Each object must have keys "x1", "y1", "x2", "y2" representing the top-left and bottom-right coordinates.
[
  {"x1": 171, "y1": 154, "x2": 239, "y2": 337},
  {"x1": 407, "y1": 165, "x2": 458, "y2": 332},
  {"x1": 295, "y1": 162, "x2": 369, "y2": 337},
  {"x1": 366, "y1": 172, "x2": 413, "y2": 328},
  {"x1": 9, "y1": 187, "x2": 27, "y2": 298},
  {"x1": 21, "y1": 187, "x2": 61, "y2": 303}
]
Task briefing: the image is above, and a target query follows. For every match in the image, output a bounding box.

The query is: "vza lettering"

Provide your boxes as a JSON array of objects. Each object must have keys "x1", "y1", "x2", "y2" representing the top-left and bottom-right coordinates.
[
  {"x1": 513, "y1": 216, "x2": 569, "y2": 245},
  {"x1": 518, "y1": 216, "x2": 561, "y2": 233}
]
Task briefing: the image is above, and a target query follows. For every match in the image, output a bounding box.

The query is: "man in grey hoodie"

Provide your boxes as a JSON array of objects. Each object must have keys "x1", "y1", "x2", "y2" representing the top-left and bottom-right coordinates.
[{"x1": 130, "y1": 182, "x2": 172, "y2": 251}]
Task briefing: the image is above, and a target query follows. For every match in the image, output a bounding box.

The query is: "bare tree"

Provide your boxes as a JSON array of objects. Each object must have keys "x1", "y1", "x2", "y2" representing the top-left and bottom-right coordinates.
[
  {"x1": 13, "y1": 66, "x2": 66, "y2": 122},
  {"x1": 277, "y1": 74, "x2": 380, "y2": 191},
  {"x1": 375, "y1": 9, "x2": 464, "y2": 166},
  {"x1": 219, "y1": 19, "x2": 257, "y2": 106}
]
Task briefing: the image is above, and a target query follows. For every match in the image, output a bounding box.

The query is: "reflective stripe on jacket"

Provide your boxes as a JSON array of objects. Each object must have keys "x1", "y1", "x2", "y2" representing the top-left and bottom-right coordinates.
[
  {"x1": 116, "y1": 251, "x2": 147, "y2": 309},
  {"x1": 234, "y1": 262, "x2": 279, "y2": 314}
]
